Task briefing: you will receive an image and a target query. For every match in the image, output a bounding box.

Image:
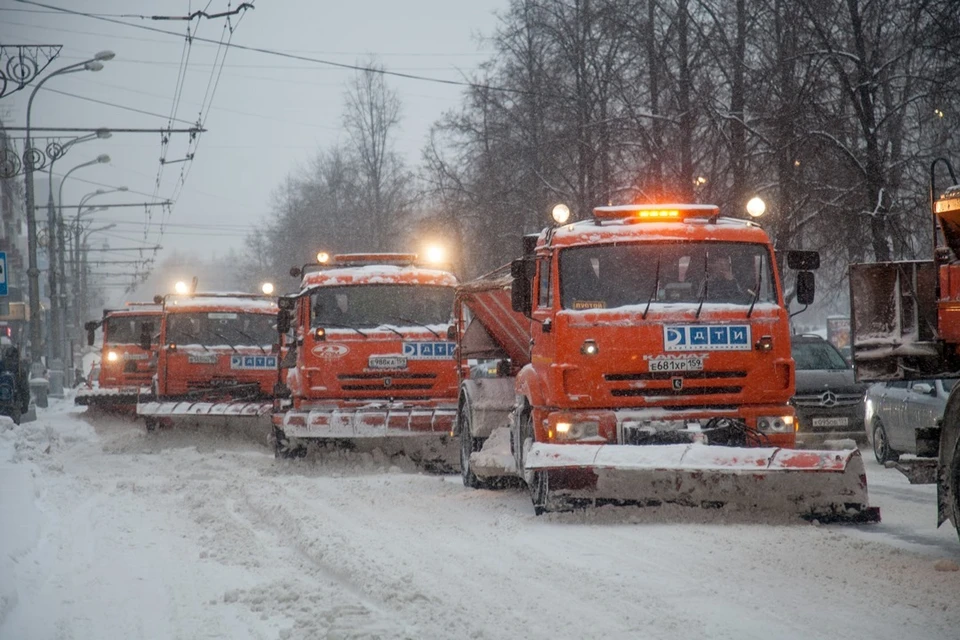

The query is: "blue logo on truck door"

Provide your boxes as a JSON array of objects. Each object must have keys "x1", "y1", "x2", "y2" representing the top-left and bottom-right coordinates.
[
  {"x1": 230, "y1": 355, "x2": 278, "y2": 369},
  {"x1": 402, "y1": 342, "x2": 455, "y2": 359},
  {"x1": 664, "y1": 325, "x2": 751, "y2": 351}
]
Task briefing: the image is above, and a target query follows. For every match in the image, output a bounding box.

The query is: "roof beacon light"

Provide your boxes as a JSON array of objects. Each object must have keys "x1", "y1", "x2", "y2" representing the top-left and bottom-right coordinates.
[
  {"x1": 746, "y1": 197, "x2": 766, "y2": 218},
  {"x1": 261, "y1": 282, "x2": 275, "y2": 295},
  {"x1": 552, "y1": 203, "x2": 571, "y2": 225},
  {"x1": 317, "y1": 252, "x2": 331, "y2": 264},
  {"x1": 425, "y1": 245, "x2": 446, "y2": 264},
  {"x1": 174, "y1": 281, "x2": 190, "y2": 295},
  {"x1": 593, "y1": 204, "x2": 719, "y2": 222}
]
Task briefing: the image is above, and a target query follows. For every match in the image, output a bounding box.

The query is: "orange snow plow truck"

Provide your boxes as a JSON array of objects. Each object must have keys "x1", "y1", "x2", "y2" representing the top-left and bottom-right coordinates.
[
  {"x1": 75, "y1": 304, "x2": 161, "y2": 409},
  {"x1": 136, "y1": 291, "x2": 279, "y2": 430},
  {"x1": 455, "y1": 203, "x2": 880, "y2": 521},
  {"x1": 272, "y1": 253, "x2": 459, "y2": 467}
]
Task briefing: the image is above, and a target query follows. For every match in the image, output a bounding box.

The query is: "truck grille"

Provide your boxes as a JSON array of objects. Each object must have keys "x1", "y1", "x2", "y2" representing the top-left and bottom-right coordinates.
[
  {"x1": 611, "y1": 385, "x2": 743, "y2": 398},
  {"x1": 337, "y1": 372, "x2": 437, "y2": 392},
  {"x1": 605, "y1": 370, "x2": 746, "y2": 398}
]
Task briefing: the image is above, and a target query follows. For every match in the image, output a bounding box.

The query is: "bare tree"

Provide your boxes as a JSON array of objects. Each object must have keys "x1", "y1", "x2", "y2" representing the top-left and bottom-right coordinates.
[{"x1": 343, "y1": 60, "x2": 406, "y2": 251}]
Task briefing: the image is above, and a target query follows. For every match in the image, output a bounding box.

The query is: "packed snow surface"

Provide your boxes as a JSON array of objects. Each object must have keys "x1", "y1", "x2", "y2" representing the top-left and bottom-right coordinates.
[{"x1": 1, "y1": 399, "x2": 959, "y2": 639}]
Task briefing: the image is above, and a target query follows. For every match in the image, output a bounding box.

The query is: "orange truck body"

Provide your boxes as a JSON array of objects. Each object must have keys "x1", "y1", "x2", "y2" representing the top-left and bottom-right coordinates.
[
  {"x1": 75, "y1": 305, "x2": 162, "y2": 408},
  {"x1": 850, "y1": 159, "x2": 960, "y2": 536},
  {"x1": 136, "y1": 293, "x2": 280, "y2": 424},
  {"x1": 272, "y1": 254, "x2": 459, "y2": 457},
  {"x1": 457, "y1": 203, "x2": 877, "y2": 520}
]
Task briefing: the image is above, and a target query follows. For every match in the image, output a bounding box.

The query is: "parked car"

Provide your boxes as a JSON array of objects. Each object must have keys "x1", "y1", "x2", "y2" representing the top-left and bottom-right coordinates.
[
  {"x1": 790, "y1": 334, "x2": 868, "y2": 445},
  {"x1": 864, "y1": 378, "x2": 957, "y2": 463}
]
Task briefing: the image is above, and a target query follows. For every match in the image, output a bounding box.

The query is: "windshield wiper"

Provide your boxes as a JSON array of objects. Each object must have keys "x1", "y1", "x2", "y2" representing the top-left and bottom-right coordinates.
[
  {"x1": 383, "y1": 316, "x2": 442, "y2": 339},
  {"x1": 377, "y1": 324, "x2": 405, "y2": 339},
  {"x1": 695, "y1": 249, "x2": 710, "y2": 319},
  {"x1": 172, "y1": 330, "x2": 209, "y2": 351},
  {"x1": 228, "y1": 326, "x2": 268, "y2": 354},
  {"x1": 316, "y1": 322, "x2": 368, "y2": 338},
  {"x1": 209, "y1": 329, "x2": 240, "y2": 353},
  {"x1": 746, "y1": 264, "x2": 763, "y2": 319},
  {"x1": 642, "y1": 250, "x2": 662, "y2": 320}
]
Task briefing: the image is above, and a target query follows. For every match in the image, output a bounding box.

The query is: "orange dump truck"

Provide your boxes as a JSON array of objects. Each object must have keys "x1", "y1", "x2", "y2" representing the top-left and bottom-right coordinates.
[
  {"x1": 136, "y1": 292, "x2": 279, "y2": 429},
  {"x1": 851, "y1": 159, "x2": 960, "y2": 540},
  {"x1": 455, "y1": 203, "x2": 879, "y2": 520},
  {"x1": 76, "y1": 304, "x2": 162, "y2": 409},
  {"x1": 272, "y1": 253, "x2": 459, "y2": 466}
]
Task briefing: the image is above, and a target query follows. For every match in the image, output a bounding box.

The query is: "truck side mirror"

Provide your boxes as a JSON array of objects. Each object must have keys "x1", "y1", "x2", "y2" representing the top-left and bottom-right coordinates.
[
  {"x1": 796, "y1": 271, "x2": 815, "y2": 305},
  {"x1": 511, "y1": 259, "x2": 533, "y2": 314},
  {"x1": 84, "y1": 321, "x2": 98, "y2": 347},
  {"x1": 139, "y1": 322, "x2": 154, "y2": 351},
  {"x1": 277, "y1": 308, "x2": 291, "y2": 334},
  {"x1": 446, "y1": 324, "x2": 457, "y2": 341},
  {"x1": 787, "y1": 250, "x2": 820, "y2": 270}
]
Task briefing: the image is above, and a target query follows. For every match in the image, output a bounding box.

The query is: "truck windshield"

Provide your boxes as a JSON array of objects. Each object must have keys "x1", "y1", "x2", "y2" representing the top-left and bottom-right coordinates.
[
  {"x1": 310, "y1": 285, "x2": 454, "y2": 329},
  {"x1": 559, "y1": 241, "x2": 776, "y2": 310},
  {"x1": 104, "y1": 315, "x2": 157, "y2": 346},
  {"x1": 165, "y1": 312, "x2": 276, "y2": 347}
]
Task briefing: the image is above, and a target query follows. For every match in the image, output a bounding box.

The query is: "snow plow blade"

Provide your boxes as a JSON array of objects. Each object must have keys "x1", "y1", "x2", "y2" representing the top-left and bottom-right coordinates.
[
  {"x1": 526, "y1": 443, "x2": 880, "y2": 523},
  {"x1": 75, "y1": 387, "x2": 152, "y2": 408},
  {"x1": 274, "y1": 406, "x2": 458, "y2": 469},
  {"x1": 137, "y1": 400, "x2": 273, "y2": 431}
]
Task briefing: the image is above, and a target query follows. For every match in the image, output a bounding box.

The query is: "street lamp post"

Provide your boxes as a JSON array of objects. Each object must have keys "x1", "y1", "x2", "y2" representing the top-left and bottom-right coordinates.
[
  {"x1": 53, "y1": 157, "x2": 112, "y2": 384},
  {"x1": 67, "y1": 191, "x2": 125, "y2": 343},
  {"x1": 23, "y1": 50, "x2": 114, "y2": 366},
  {"x1": 47, "y1": 130, "x2": 110, "y2": 366}
]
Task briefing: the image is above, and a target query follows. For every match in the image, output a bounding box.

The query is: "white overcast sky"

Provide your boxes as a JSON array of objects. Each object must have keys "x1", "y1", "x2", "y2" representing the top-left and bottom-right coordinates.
[{"x1": 1, "y1": 0, "x2": 504, "y2": 265}]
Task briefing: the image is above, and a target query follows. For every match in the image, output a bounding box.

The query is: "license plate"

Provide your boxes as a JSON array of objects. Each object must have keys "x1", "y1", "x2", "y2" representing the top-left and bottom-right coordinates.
[
  {"x1": 368, "y1": 356, "x2": 407, "y2": 370},
  {"x1": 648, "y1": 357, "x2": 704, "y2": 373},
  {"x1": 812, "y1": 417, "x2": 849, "y2": 427}
]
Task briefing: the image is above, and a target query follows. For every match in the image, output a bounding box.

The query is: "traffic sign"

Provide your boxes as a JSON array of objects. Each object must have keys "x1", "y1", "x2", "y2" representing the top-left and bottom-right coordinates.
[{"x1": 0, "y1": 251, "x2": 7, "y2": 296}]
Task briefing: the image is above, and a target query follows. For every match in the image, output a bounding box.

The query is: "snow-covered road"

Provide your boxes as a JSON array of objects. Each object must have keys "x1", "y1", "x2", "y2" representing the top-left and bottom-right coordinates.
[{"x1": 2, "y1": 400, "x2": 959, "y2": 640}]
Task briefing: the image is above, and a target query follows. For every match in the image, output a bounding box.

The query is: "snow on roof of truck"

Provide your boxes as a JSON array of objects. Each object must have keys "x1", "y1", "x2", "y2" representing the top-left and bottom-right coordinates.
[
  {"x1": 164, "y1": 293, "x2": 278, "y2": 313},
  {"x1": 545, "y1": 215, "x2": 770, "y2": 249},
  {"x1": 300, "y1": 264, "x2": 457, "y2": 290},
  {"x1": 105, "y1": 305, "x2": 162, "y2": 317}
]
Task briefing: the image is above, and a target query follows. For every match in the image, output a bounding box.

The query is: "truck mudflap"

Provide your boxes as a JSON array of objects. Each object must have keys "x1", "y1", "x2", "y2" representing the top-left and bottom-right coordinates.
[
  {"x1": 75, "y1": 386, "x2": 153, "y2": 407},
  {"x1": 525, "y1": 443, "x2": 880, "y2": 523}
]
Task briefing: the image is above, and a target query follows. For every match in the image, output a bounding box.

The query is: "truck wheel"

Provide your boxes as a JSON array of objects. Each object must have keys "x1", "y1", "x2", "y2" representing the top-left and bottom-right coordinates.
[
  {"x1": 273, "y1": 425, "x2": 306, "y2": 459},
  {"x1": 872, "y1": 420, "x2": 898, "y2": 463},
  {"x1": 949, "y1": 438, "x2": 960, "y2": 543},
  {"x1": 11, "y1": 406, "x2": 20, "y2": 425},
  {"x1": 144, "y1": 417, "x2": 158, "y2": 432},
  {"x1": 459, "y1": 400, "x2": 485, "y2": 489}
]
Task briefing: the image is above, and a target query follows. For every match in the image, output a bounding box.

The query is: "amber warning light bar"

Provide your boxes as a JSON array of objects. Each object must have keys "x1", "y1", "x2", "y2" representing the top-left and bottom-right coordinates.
[{"x1": 592, "y1": 204, "x2": 720, "y2": 222}]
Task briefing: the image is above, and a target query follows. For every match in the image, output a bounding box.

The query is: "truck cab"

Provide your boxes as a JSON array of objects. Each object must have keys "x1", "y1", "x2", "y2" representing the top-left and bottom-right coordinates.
[
  {"x1": 512, "y1": 204, "x2": 801, "y2": 450},
  {"x1": 273, "y1": 253, "x2": 459, "y2": 459},
  {"x1": 153, "y1": 293, "x2": 279, "y2": 400},
  {"x1": 75, "y1": 304, "x2": 162, "y2": 407}
]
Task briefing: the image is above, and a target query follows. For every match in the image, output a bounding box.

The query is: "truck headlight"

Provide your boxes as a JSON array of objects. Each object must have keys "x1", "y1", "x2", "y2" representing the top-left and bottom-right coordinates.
[
  {"x1": 580, "y1": 339, "x2": 599, "y2": 356},
  {"x1": 106, "y1": 350, "x2": 119, "y2": 363},
  {"x1": 757, "y1": 415, "x2": 794, "y2": 433},
  {"x1": 555, "y1": 420, "x2": 599, "y2": 441}
]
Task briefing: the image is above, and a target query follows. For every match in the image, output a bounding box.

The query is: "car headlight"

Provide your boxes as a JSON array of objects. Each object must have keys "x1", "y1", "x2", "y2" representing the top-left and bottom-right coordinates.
[
  {"x1": 554, "y1": 420, "x2": 600, "y2": 441},
  {"x1": 757, "y1": 415, "x2": 794, "y2": 433},
  {"x1": 864, "y1": 398, "x2": 874, "y2": 424}
]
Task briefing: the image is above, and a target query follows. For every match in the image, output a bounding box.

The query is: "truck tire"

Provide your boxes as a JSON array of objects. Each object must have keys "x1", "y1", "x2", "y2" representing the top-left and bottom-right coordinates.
[
  {"x1": 950, "y1": 439, "x2": 960, "y2": 543},
  {"x1": 872, "y1": 420, "x2": 898, "y2": 464},
  {"x1": 459, "y1": 398, "x2": 487, "y2": 489}
]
